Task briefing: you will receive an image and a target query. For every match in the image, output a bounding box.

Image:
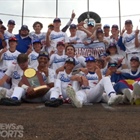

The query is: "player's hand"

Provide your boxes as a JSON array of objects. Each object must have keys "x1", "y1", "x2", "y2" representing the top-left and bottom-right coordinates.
[
  {"x1": 95, "y1": 66, "x2": 102, "y2": 78},
  {"x1": 26, "y1": 45, "x2": 32, "y2": 55},
  {"x1": 81, "y1": 76, "x2": 89, "y2": 87},
  {"x1": 26, "y1": 87, "x2": 35, "y2": 95},
  {"x1": 135, "y1": 26, "x2": 139, "y2": 35},
  {"x1": 71, "y1": 10, "x2": 76, "y2": 20},
  {"x1": 120, "y1": 27, "x2": 125, "y2": 36},
  {"x1": 41, "y1": 68, "x2": 49, "y2": 76},
  {"x1": 1, "y1": 47, "x2": 7, "y2": 53},
  {"x1": 0, "y1": 32, "x2": 4, "y2": 39}
]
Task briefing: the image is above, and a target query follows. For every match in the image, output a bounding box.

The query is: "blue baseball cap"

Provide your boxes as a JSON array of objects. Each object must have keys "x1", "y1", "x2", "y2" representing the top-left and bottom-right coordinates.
[
  {"x1": 125, "y1": 20, "x2": 132, "y2": 25},
  {"x1": 69, "y1": 24, "x2": 77, "y2": 29},
  {"x1": 108, "y1": 43, "x2": 117, "y2": 48},
  {"x1": 33, "y1": 40, "x2": 41, "y2": 44},
  {"x1": 99, "y1": 52, "x2": 108, "y2": 58},
  {"x1": 96, "y1": 28, "x2": 103, "y2": 34},
  {"x1": 85, "y1": 56, "x2": 96, "y2": 62},
  {"x1": 130, "y1": 56, "x2": 139, "y2": 62},
  {"x1": 53, "y1": 18, "x2": 61, "y2": 23},
  {"x1": 112, "y1": 24, "x2": 118, "y2": 29},
  {"x1": 0, "y1": 19, "x2": 3, "y2": 24},
  {"x1": 20, "y1": 25, "x2": 29, "y2": 31},
  {"x1": 8, "y1": 20, "x2": 15, "y2": 25},
  {"x1": 103, "y1": 24, "x2": 110, "y2": 29}
]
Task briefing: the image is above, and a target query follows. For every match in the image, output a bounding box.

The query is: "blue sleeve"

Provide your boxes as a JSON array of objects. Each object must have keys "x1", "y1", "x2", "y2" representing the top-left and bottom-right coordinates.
[
  {"x1": 111, "y1": 73, "x2": 124, "y2": 83},
  {"x1": 117, "y1": 36, "x2": 126, "y2": 51}
]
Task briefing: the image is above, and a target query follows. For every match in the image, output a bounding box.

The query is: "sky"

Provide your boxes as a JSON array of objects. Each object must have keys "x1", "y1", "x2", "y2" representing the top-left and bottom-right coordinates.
[{"x1": 0, "y1": 0, "x2": 140, "y2": 34}]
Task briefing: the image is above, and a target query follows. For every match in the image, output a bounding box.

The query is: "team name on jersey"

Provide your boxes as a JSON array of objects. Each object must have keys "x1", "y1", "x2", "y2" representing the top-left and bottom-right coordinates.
[
  {"x1": 124, "y1": 34, "x2": 135, "y2": 43},
  {"x1": 53, "y1": 56, "x2": 66, "y2": 63},
  {"x1": 86, "y1": 75, "x2": 98, "y2": 80},
  {"x1": 12, "y1": 71, "x2": 21, "y2": 79},
  {"x1": 32, "y1": 34, "x2": 45, "y2": 41},
  {"x1": 60, "y1": 74, "x2": 70, "y2": 82},
  {"x1": 30, "y1": 54, "x2": 38, "y2": 61},
  {"x1": 50, "y1": 34, "x2": 65, "y2": 40},
  {"x1": 3, "y1": 53, "x2": 17, "y2": 60}
]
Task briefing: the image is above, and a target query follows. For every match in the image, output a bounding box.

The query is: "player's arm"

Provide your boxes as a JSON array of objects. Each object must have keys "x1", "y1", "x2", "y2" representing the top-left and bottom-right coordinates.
[
  {"x1": 0, "y1": 74, "x2": 9, "y2": 86},
  {"x1": 135, "y1": 26, "x2": 140, "y2": 47}
]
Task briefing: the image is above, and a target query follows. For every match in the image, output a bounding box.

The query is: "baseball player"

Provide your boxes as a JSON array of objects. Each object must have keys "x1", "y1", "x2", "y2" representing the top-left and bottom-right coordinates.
[
  {"x1": 28, "y1": 39, "x2": 42, "y2": 69},
  {"x1": 66, "y1": 56, "x2": 122, "y2": 108},
  {"x1": 45, "y1": 57, "x2": 77, "y2": 107},
  {"x1": 49, "y1": 41, "x2": 67, "y2": 72},
  {"x1": 4, "y1": 20, "x2": 15, "y2": 48}
]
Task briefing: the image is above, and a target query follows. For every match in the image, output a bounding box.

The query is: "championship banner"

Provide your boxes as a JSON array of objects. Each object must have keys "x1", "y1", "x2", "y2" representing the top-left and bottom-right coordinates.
[{"x1": 73, "y1": 42, "x2": 106, "y2": 58}]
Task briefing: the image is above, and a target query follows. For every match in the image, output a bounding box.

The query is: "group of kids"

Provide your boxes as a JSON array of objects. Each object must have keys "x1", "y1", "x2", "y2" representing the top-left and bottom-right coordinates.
[{"x1": 0, "y1": 16, "x2": 140, "y2": 107}]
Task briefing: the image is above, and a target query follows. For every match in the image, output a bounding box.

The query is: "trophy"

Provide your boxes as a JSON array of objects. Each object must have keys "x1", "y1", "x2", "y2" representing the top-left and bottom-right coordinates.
[{"x1": 20, "y1": 68, "x2": 50, "y2": 99}]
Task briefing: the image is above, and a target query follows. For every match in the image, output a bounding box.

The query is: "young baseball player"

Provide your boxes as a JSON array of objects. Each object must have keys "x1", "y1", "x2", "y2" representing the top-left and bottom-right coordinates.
[
  {"x1": 45, "y1": 57, "x2": 77, "y2": 107},
  {"x1": 49, "y1": 41, "x2": 67, "y2": 72},
  {"x1": 66, "y1": 56, "x2": 123, "y2": 108},
  {"x1": 28, "y1": 39, "x2": 42, "y2": 69}
]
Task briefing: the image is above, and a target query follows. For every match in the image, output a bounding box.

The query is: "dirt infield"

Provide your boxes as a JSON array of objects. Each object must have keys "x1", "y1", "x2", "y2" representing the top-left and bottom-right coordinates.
[{"x1": 0, "y1": 103, "x2": 140, "y2": 140}]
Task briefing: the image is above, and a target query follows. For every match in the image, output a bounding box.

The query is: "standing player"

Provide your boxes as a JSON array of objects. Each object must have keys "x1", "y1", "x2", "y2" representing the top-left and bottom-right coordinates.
[
  {"x1": 49, "y1": 41, "x2": 67, "y2": 72},
  {"x1": 4, "y1": 20, "x2": 15, "y2": 48},
  {"x1": 66, "y1": 56, "x2": 122, "y2": 108}
]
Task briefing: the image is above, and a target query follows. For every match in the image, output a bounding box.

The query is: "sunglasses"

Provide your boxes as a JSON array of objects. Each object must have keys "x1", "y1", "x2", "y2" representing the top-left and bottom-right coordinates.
[{"x1": 85, "y1": 56, "x2": 96, "y2": 62}]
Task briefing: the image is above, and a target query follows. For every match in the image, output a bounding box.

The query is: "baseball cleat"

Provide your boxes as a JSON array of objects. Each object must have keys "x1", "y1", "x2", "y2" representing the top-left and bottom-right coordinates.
[
  {"x1": 133, "y1": 82, "x2": 140, "y2": 98},
  {"x1": 66, "y1": 85, "x2": 82, "y2": 108},
  {"x1": 108, "y1": 94, "x2": 123, "y2": 106},
  {"x1": 45, "y1": 98, "x2": 63, "y2": 107},
  {"x1": 0, "y1": 98, "x2": 21, "y2": 106},
  {"x1": 123, "y1": 88, "x2": 133, "y2": 103},
  {"x1": 0, "y1": 89, "x2": 6, "y2": 100}
]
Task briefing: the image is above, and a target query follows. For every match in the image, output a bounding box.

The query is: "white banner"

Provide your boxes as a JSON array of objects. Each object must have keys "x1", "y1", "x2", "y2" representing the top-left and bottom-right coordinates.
[{"x1": 73, "y1": 42, "x2": 106, "y2": 58}]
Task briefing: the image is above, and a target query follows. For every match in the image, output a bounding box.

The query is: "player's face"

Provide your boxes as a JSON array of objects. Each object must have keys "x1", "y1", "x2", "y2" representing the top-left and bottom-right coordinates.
[
  {"x1": 109, "y1": 66, "x2": 117, "y2": 73},
  {"x1": 86, "y1": 61, "x2": 96, "y2": 70},
  {"x1": 57, "y1": 45, "x2": 65, "y2": 53},
  {"x1": 53, "y1": 21, "x2": 61, "y2": 28},
  {"x1": 69, "y1": 28, "x2": 76, "y2": 34},
  {"x1": 65, "y1": 62, "x2": 75, "y2": 70},
  {"x1": 66, "y1": 46, "x2": 75, "y2": 57},
  {"x1": 18, "y1": 61, "x2": 28, "y2": 71},
  {"x1": 9, "y1": 41, "x2": 17, "y2": 49},
  {"x1": 111, "y1": 28, "x2": 118, "y2": 35},
  {"x1": 125, "y1": 24, "x2": 133, "y2": 31},
  {"x1": 7, "y1": 24, "x2": 15, "y2": 30},
  {"x1": 20, "y1": 30, "x2": 29, "y2": 37},
  {"x1": 33, "y1": 43, "x2": 42, "y2": 53},
  {"x1": 97, "y1": 33, "x2": 103, "y2": 39},
  {"x1": 38, "y1": 56, "x2": 49, "y2": 67},
  {"x1": 34, "y1": 24, "x2": 42, "y2": 32},
  {"x1": 104, "y1": 28, "x2": 110, "y2": 33},
  {"x1": 130, "y1": 60, "x2": 140, "y2": 68},
  {"x1": 108, "y1": 47, "x2": 117, "y2": 54}
]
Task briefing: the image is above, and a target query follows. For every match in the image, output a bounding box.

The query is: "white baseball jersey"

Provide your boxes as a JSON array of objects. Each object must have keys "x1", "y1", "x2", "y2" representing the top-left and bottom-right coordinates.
[
  {"x1": 49, "y1": 53, "x2": 67, "y2": 71},
  {"x1": 28, "y1": 51, "x2": 39, "y2": 69},
  {"x1": 4, "y1": 30, "x2": 15, "y2": 48},
  {"x1": 76, "y1": 30, "x2": 87, "y2": 42},
  {"x1": 49, "y1": 30, "x2": 69, "y2": 52},
  {"x1": 68, "y1": 35, "x2": 82, "y2": 43},
  {"x1": 122, "y1": 31, "x2": 140, "y2": 53},
  {"x1": 56, "y1": 70, "x2": 72, "y2": 98},
  {"x1": 29, "y1": 32, "x2": 46, "y2": 51},
  {"x1": 0, "y1": 49, "x2": 20, "y2": 71},
  {"x1": 5, "y1": 63, "x2": 23, "y2": 89}
]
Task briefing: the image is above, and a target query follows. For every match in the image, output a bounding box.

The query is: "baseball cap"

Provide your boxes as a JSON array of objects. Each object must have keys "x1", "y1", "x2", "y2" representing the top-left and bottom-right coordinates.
[
  {"x1": 108, "y1": 43, "x2": 117, "y2": 48},
  {"x1": 103, "y1": 24, "x2": 110, "y2": 29},
  {"x1": 9, "y1": 37, "x2": 17, "y2": 42},
  {"x1": 53, "y1": 18, "x2": 61, "y2": 23},
  {"x1": 1, "y1": 25, "x2": 6, "y2": 30},
  {"x1": 125, "y1": 20, "x2": 132, "y2": 25},
  {"x1": 96, "y1": 28, "x2": 103, "y2": 34},
  {"x1": 57, "y1": 41, "x2": 65, "y2": 47},
  {"x1": 33, "y1": 39, "x2": 41, "y2": 44},
  {"x1": 69, "y1": 24, "x2": 77, "y2": 29},
  {"x1": 38, "y1": 51, "x2": 49, "y2": 59},
  {"x1": 112, "y1": 24, "x2": 118, "y2": 29},
  {"x1": 85, "y1": 56, "x2": 96, "y2": 62},
  {"x1": 108, "y1": 62, "x2": 118, "y2": 67},
  {"x1": 130, "y1": 56, "x2": 139, "y2": 62},
  {"x1": 65, "y1": 57, "x2": 75, "y2": 65},
  {"x1": 20, "y1": 25, "x2": 29, "y2": 31},
  {"x1": 87, "y1": 22, "x2": 94, "y2": 27},
  {"x1": 8, "y1": 20, "x2": 15, "y2": 25},
  {"x1": 0, "y1": 19, "x2": 3, "y2": 24}
]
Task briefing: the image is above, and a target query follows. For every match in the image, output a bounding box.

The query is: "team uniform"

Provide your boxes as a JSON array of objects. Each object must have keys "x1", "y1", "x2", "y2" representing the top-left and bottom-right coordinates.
[
  {"x1": 4, "y1": 31, "x2": 15, "y2": 48},
  {"x1": 29, "y1": 32, "x2": 46, "y2": 51},
  {"x1": 49, "y1": 53, "x2": 67, "y2": 71},
  {"x1": 28, "y1": 50, "x2": 39, "y2": 69},
  {"x1": 68, "y1": 35, "x2": 82, "y2": 43},
  {"x1": 49, "y1": 30, "x2": 69, "y2": 53},
  {"x1": 0, "y1": 63, "x2": 24, "y2": 98},
  {"x1": 10, "y1": 68, "x2": 56, "y2": 103}
]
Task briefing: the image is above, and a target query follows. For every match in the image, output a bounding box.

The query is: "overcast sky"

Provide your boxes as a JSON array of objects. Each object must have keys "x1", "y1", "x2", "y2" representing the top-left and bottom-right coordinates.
[{"x1": 0, "y1": 0, "x2": 140, "y2": 34}]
